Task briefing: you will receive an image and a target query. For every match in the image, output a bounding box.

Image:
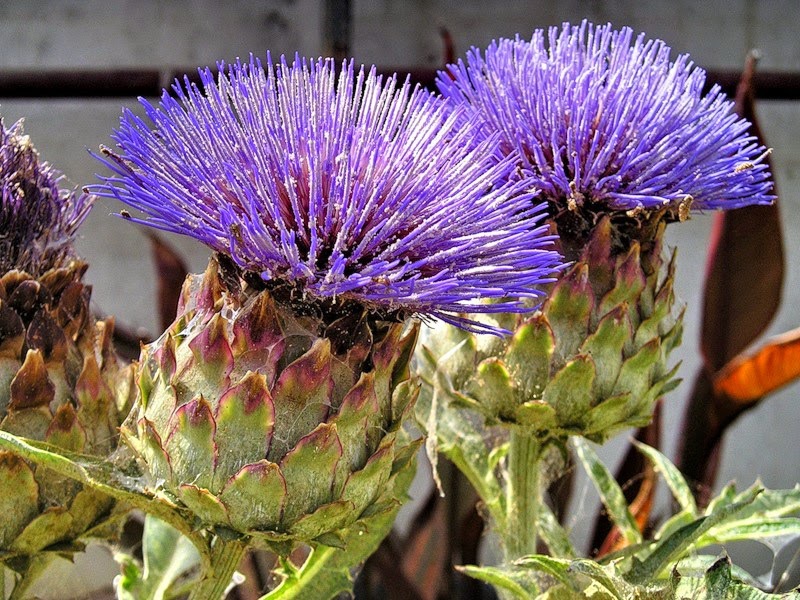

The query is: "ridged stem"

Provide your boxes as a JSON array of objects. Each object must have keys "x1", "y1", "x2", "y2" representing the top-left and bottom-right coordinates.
[
  {"x1": 504, "y1": 429, "x2": 543, "y2": 562},
  {"x1": 188, "y1": 538, "x2": 247, "y2": 600}
]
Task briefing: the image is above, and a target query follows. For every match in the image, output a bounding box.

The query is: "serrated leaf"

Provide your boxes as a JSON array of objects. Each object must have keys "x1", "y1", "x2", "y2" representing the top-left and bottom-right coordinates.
[
  {"x1": 573, "y1": 439, "x2": 641, "y2": 545},
  {"x1": 699, "y1": 518, "x2": 800, "y2": 545},
  {"x1": 515, "y1": 555, "x2": 575, "y2": 589},
  {"x1": 567, "y1": 559, "x2": 628, "y2": 599},
  {"x1": 695, "y1": 485, "x2": 800, "y2": 547}
]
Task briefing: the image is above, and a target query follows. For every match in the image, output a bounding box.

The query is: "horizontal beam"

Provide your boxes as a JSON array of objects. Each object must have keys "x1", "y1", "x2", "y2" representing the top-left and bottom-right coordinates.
[{"x1": 1, "y1": 67, "x2": 798, "y2": 100}]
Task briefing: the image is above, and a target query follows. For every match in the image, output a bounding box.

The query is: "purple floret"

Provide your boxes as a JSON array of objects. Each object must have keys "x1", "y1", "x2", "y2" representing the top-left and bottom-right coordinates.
[
  {"x1": 1, "y1": 118, "x2": 93, "y2": 275},
  {"x1": 438, "y1": 21, "x2": 775, "y2": 214},
  {"x1": 92, "y1": 56, "x2": 563, "y2": 331}
]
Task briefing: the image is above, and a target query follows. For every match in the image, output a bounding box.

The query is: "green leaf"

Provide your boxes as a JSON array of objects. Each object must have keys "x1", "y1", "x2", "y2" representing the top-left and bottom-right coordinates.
[
  {"x1": 116, "y1": 515, "x2": 201, "y2": 600},
  {"x1": 505, "y1": 314, "x2": 555, "y2": 400},
  {"x1": 579, "y1": 306, "x2": 630, "y2": 399},
  {"x1": 456, "y1": 564, "x2": 538, "y2": 599},
  {"x1": 694, "y1": 484, "x2": 800, "y2": 548},
  {"x1": 625, "y1": 486, "x2": 762, "y2": 585},
  {"x1": 567, "y1": 559, "x2": 628, "y2": 600},
  {"x1": 573, "y1": 439, "x2": 641, "y2": 545},
  {"x1": 634, "y1": 441, "x2": 697, "y2": 515},
  {"x1": 698, "y1": 518, "x2": 800, "y2": 546},
  {"x1": 672, "y1": 554, "x2": 798, "y2": 599},
  {"x1": 675, "y1": 555, "x2": 768, "y2": 590},
  {"x1": 538, "y1": 503, "x2": 575, "y2": 559},
  {"x1": 515, "y1": 555, "x2": 575, "y2": 589},
  {"x1": 468, "y1": 358, "x2": 518, "y2": 421}
]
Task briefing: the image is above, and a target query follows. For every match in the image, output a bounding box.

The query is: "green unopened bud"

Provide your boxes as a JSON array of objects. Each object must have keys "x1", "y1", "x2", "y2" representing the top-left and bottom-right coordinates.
[
  {"x1": 121, "y1": 258, "x2": 421, "y2": 553},
  {"x1": 418, "y1": 215, "x2": 682, "y2": 444}
]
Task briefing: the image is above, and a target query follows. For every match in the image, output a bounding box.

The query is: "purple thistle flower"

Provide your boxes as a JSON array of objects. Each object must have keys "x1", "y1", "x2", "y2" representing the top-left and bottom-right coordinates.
[
  {"x1": 437, "y1": 21, "x2": 774, "y2": 215},
  {"x1": 1, "y1": 118, "x2": 93, "y2": 275},
  {"x1": 92, "y1": 56, "x2": 563, "y2": 331}
]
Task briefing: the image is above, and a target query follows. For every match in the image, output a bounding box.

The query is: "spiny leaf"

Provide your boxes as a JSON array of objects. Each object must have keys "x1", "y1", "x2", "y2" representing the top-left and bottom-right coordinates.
[{"x1": 672, "y1": 554, "x2": 797, "y2": 599}]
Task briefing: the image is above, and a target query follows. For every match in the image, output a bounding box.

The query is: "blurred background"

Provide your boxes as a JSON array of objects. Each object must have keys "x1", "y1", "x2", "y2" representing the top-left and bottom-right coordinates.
[{"x1": 1, "y1": 1, "x2": 798, "y2": 597}]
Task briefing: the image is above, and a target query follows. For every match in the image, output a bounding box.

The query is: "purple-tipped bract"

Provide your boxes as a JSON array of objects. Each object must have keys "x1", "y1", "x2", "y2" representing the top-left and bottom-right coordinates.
[
  {"x1": 438, "y1": 21, "x2": 774, "y2": 214},
  {"x1": 92, "y1": 56, "x2": 562, "y2": 331},
  {"x1": 1, "y1": 118, "x2": 92, "y2": 275}
]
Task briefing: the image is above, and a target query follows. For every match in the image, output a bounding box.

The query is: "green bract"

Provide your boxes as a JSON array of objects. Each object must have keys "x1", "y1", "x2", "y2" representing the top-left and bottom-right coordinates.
[
  {"x1": 418, "y1": 215, "x2": 682, "y2": 444},
  {"x1": 121, "y1": 258, "x2": 420, "y2": 552}
]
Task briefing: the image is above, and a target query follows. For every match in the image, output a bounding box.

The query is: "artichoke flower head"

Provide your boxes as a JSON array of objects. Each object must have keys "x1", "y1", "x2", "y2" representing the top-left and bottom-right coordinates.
[
  {"x1": 92, "y1": 55, "x2": 563, "y2": 551},
  {"x1": 0, "y1": 118, "x2": 132, "y2": 563},
  {"x1": 426, "y1": 21, "x2": 775, "y2": 442}
]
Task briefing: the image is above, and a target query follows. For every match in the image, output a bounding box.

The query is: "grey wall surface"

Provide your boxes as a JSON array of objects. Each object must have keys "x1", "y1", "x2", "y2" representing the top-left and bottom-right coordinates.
[{"x1": 1, "y1": 0, "x2": 798, "y2": 595}]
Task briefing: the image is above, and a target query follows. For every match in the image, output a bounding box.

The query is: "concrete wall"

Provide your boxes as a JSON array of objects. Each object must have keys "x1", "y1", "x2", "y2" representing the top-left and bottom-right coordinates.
[{"x1": 1, "y1": 0, "x2": 798, "y2": 595}]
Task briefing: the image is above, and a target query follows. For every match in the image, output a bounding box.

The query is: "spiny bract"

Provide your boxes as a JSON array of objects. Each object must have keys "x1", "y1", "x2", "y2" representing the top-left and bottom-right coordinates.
[{"x1": 123, "y1": 258, "x2": 420, "y2": 550}]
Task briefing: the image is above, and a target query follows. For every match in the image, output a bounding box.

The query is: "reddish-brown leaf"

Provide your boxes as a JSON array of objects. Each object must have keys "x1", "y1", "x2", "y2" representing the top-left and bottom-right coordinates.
[
  {"x1": 147, "y1": 232, "x2": 189, "y2": 332},
  {"x1": 700, "y1": 52, "x2": 784, "y2": 372},
  {"x1": 714, "y1": 327, "x2": 800, "y2": 402},
  {"x1": 679, "y1": 54, "x2": 785, "y2": 502}
]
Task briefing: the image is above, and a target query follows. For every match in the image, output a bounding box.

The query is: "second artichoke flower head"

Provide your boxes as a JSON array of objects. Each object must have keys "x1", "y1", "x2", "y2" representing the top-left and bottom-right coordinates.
[
  {"x1": 91, "y1": 55, "x2": 564, "y2": 547},
  {"x1": 420, "y1": 20, "x2": 775, "y2": 443}
]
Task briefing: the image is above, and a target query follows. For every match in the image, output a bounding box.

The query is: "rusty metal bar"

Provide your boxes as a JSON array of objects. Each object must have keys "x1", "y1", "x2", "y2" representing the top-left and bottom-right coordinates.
[{"x1": 1, "y1": 67, "x2": 799, "y2": 100}]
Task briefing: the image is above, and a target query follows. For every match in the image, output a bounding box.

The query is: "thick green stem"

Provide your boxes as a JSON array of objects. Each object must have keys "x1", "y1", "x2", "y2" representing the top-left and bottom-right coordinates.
[
  {"x1": 504, "y1": 429, "x2": 543, "y2": 562},
  {"x1": 187, "y1": 538, "x2": 246, "y2": 600}
]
